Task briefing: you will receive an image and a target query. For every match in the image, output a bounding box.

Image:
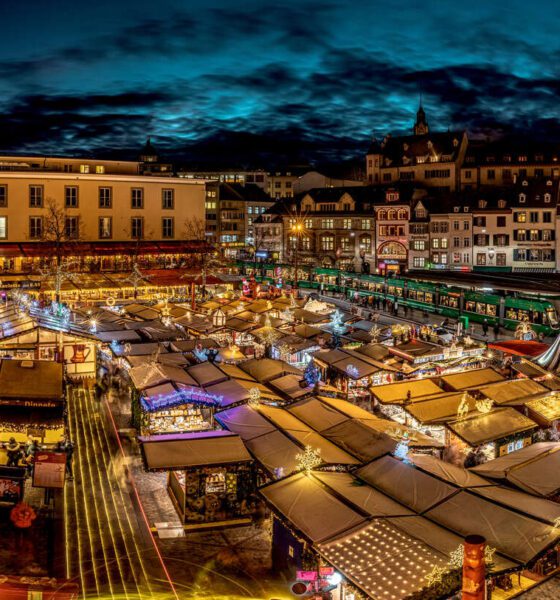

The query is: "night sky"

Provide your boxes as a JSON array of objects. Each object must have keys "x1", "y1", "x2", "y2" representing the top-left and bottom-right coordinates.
[{"x1": 1, "y1": 0, "x2": 559, "y2": 167}]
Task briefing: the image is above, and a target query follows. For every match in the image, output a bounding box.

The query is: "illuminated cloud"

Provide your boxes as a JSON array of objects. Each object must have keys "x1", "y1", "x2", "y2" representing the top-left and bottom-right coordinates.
[{"x1": 0, "y1": 0, "x2": 558, "y2": 164}]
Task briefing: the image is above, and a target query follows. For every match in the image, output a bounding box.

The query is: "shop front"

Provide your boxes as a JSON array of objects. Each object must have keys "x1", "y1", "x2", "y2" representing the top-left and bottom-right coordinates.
[{"x1": 376, "y1": 241, "x2": 408, "y2": 275}]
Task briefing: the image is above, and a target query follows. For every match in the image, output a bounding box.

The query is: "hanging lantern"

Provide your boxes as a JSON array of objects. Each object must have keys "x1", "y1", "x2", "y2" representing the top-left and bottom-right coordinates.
[{"x1": 212, "y1": 308, "x2": 226, "y2": 328}]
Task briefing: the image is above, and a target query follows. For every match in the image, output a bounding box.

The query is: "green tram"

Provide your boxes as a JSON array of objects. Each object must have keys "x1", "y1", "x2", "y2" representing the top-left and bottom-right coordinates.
[{"x1": 237, "y1": 262, "x2": 560, "y2": 335}]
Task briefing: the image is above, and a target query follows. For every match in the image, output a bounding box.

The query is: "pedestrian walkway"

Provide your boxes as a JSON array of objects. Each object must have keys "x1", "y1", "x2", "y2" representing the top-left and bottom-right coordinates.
[{"x1": 65, "y1": 382, "x2": 173, "y2": 598}]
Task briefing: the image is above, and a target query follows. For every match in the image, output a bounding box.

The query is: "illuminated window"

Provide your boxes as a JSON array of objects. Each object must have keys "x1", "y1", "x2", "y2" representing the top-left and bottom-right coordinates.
[
  {"x1": 80, "y1": 164, "x2": 90, "y2": 173},
  {"x1": 321, "y1": 235, "x2": 334, "y2": 251},
  {"x1": 0, "y1": 216, "x2": 6, "y2": 239},
  {"x1": 99, "y1": 217, "x2": 112, "y2": 239},
  {"x1": 343, "y1": 218, "x2": 352, "y2": 229},
  {"x1": 0, "y1": 185, "x2": 7, "y2": 207},
  {"x1": 95, "y1": 165, "x2": 105, "y2": 174},
  {"x1": 361, "y1": 219, "x2": 371, "y2": 230},
  {"x1": 304, "y1": 219, "x2": 313, "y2": 229}
]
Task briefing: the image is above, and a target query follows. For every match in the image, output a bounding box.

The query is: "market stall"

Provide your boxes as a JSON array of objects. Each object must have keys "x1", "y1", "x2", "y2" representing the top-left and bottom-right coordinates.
[
  {"x1": 140, "y1": 431, "x2": 259, "y2": 529},
  {"x1": 0, "y1": 359, "x2": 65, "y2": 445}
]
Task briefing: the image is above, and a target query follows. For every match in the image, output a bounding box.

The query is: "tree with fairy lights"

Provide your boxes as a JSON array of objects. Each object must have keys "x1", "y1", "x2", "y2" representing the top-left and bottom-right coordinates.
[
  {"x1": 304, "y1": 360, "x2": 320, "y2": 388},
  {"x1": 35, "y1": 198, "x2": 83, "y2": 303}
]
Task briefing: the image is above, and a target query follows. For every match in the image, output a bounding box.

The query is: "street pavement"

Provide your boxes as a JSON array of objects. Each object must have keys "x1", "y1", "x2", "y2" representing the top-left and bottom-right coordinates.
[{"x1": 65, "y1": 382, "x2": 173, "y2": 598}]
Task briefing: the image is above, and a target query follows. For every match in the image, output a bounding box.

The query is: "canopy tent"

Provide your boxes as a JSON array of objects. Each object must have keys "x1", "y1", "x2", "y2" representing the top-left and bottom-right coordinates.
[
  {"x1": 536, "y1": 333, "x2": 560, "y2": 372},
  {"x1": 489, "y1": 340, "x2": 549, "y2": 357},
  {"x1": 140, "y1": 431, "x2": 252, "y2": 469},
  {"x1": 471, "y1": 442, "x2": 560, "y2": 497},
  {"x1": 446, "y1": 407, "x2": 537, "y2": 447}
]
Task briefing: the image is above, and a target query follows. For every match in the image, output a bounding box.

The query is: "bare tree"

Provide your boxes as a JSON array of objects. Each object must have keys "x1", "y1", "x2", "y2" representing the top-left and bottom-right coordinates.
[
  {"x1": 123, "y1": 221, "x2": 154, "y2": 299},
  {"x1": 37, "y1": 197, "x2": 82, "y2": 302},
  {"x1": 183, "y1": 216, "x2": 219, "y2": 293}
]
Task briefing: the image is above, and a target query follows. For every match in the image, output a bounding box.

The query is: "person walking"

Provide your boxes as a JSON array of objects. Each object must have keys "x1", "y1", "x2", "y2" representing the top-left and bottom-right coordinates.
[
  {"x1": 482, "y1": 318, "x2": 489, "y2": 337},
  {"x1": 493, "y1": 322, "x2": 500, "y2": 340},
  {"x1": 62, "y1": 438, "x2": 74, "y2": 479},
  {"x1": 25, "y1": 439, "x2": 40, "y2": 478}
]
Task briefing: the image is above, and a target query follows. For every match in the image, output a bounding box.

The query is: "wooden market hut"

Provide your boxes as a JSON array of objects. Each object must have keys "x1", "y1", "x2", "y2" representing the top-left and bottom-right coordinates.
[{"x1": 140, "y1": 430, "x2": 259, "y2": 530}]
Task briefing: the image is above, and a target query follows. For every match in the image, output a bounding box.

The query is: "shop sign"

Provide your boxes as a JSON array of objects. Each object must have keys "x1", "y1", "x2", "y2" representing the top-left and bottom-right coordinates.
[
  {"x1": 0, "y1": 280, "x2": 41, "y2": 290},
  {"x1": 0, "y1": 399, "x2": 60, "y2": 408},
  {"x1": 33, "y1": 452, "x2": 66, "y2": 489},
  {"x1": 297, "y1": 571, "x2": 318, "y2": 581}
]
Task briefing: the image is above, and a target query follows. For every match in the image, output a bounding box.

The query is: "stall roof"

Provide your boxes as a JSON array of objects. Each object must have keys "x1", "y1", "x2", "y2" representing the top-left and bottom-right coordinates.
[
  {"x1": 330, "y1": 355, "x2": 381, "y2": 379},
  {"x1": 293, "y1": 324, "x2": 323, "y2": 339},
  {"x1": 186, "y1": 362, "x2": 229, "y2": 386},
  {"x1": 446, "y1": 407, "x2": 537, "y2": 446},
  {"x1": 318, "y1": 519, "x2": 463, "y2": 600},
  {"x1": 169, "y1": 339, "x2": 219, "y2": 352},
  {"x1": 218, "y1": 363, "x2": 256, "y2": 381},
  {"x1": 245, "y1": 429, "x2": 302, "y2": 476},
  {"x1": 410, "y1": 454, "x2": 494, "y2": 489},
  {"x1": 488, "y1": 340, "x2": 549, "y2": 357},
  {"x1": 129, "y1": 363, "x2": 197, "y2": 390},
  {"x1": 477, "y1": 379, "x2": 546, "y2": 405},
  {"x1": 204, "y1": 378, "x2": 250, "y2": 408},
  {"x1": 406, "y1": 392, "x2": 477, "y2": 424},
  {"x1": 311, "y1": 348, "x2": 349, "y2": 366},
  {"x1": 0, "y1": 359, "x2": 63, "y2": 400},
  {"x1": 215, "y1": 405, "x2": 276, "y2": 440},
  {"x1": 312, "y1": 471, "x2": 414, "y2": 517},
  {"x1": 140, "y1": 431, "x2": 252, "y2": 469},
  {"x1": 239, "y1": 358, "x2": 301, "y2": 383},
  {"x1": 425, "y1": 490, "x2": 558, "y2": 563},
  {"x1": 440, "y1": 367, "x2": 504, "y2": 390},
  {"x1": 471, "y1": 442, "x2": 560, "y2": 496},
  {"x1": 260, "y1": 473, "x2": 367, "y2": 543},
  {"x1": 356, "y1": 455, "x2": 457, "y2": 513},
  {"x1": 524, "y1": 393, "x2": 560, "y2": 424},
  {"x1": 97, "y1": 330, "x2": 142, "y2": 343},
  {"x1": 370, "y1": 379, "x2": 443, "y2": 405},
  {"x1": 289, "y1": 397, "x2": 350, "y2": 432},
  {"x1": 256, "y1": 404, "x2": 360, "y2": 466},
  {"x1": 267, "y1": 374, "x2": 312, "y2": 400}
]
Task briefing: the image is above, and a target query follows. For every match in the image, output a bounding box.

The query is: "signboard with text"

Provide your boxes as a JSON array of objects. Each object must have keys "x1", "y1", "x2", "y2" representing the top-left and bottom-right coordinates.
[{"x1": 33, "y1": 452, "x2": 66, "y2": 489}]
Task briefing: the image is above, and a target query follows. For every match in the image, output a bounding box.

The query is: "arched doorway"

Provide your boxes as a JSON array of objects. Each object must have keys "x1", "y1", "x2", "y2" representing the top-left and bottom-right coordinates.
[{"x1": 377, "y1": 241, "x2": 407, "y2": 275}]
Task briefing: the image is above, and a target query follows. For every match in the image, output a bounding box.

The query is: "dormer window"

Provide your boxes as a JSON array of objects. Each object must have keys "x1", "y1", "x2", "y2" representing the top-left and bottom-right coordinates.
[
  {"x1": 453, "y1": 138, "x2": 459, "y2": 147},
  {"x1": 498, "y1": 199, "x2": 507, "y2": 208},
  {"x1": 478, "y1": 199, "x2": 487, "y2": 209},
  {"x1": 463, "y1": 206, "x2": 469, "y2": 212},
  {"x1": 535, "y1": 154, "x2": 544, "y2": 162},
  {"x1": 415, "y1": 208, "x2": 426, "y2": 218},
  {"x1": 453, "y1": 207, "x2": 459, "y2": 213},
  {"x1": 519, "y1": 193, "x2": 526, "y2": 203},
  {"x1": 544, "y1": 193, "x2": 551, "y2": 203},
  {"x1": 519, "y1": 156, "x2": 527, "y2": 162},
  {"x1": 521, "y1": 180, "x2": 529, "y2": 186}
]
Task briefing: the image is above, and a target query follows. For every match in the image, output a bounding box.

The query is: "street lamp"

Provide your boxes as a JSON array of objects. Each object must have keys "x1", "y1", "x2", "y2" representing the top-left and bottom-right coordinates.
[{"x1": 291, "y1": 222, "x2": 304, "y2": 295}]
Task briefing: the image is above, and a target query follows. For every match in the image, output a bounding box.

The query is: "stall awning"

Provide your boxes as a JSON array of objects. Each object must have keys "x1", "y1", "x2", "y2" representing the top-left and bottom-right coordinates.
[
  {"x1": 489, "y1": 340, "x2": 550, "y2": 357},
  {"x1": 140, "y1": 431, "x2": 252, "y2": 469}
]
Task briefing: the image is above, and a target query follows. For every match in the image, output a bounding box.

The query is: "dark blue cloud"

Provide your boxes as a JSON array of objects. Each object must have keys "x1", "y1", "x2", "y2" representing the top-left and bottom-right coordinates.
[{"x1": 0, "y1": 0, "x2": 559, "y2": 164}]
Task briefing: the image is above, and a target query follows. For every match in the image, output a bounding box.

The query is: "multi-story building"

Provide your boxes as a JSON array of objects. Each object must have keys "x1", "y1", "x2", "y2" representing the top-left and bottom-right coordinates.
[
  {"x1": 179, "y1": 169, "x2": 268, "y2": 190},
  {"x1": 373, "y1": 188, "x2": 414, "y2": 275},
  {"x1": 206, "y1": 183, "x2": 274, "y2": 259},
  {"x1": 460, "y1": 140, "x2": 560, "y2": 190},
  {"x1": 366, "y1": 105, "x2": 468, "y2": 192},
  {"x1": 0, "y1": 155, "x2": 207, "y2": 274}
]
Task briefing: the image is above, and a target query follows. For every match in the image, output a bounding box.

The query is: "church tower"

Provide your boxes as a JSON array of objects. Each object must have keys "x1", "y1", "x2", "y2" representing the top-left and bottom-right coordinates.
[{"x1": 413, "y1": 101, "x2": 429, "y2": 136}]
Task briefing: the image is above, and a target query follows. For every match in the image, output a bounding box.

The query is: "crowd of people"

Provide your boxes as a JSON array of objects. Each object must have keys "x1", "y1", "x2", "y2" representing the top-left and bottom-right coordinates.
[{"x1": 2, "y1": 435, "x2": 74, "y2": 479}]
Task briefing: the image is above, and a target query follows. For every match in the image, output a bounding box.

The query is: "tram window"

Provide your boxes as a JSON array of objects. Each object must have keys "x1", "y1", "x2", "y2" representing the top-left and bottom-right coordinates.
[
  {"x1": 531, "y1": 311, "x2": 542, "y2": 324},
  {"x1": 466, "y1": 301, "x2": 476, "y2": 312},
  {"x1": 425, "y1": 293, "x2": 433, "y2": 304},
  {"x1": 547, "y1": 308, "x2": 558, "y2": 325},
  {"x1": 476, "y1": 302, "x2": 486, "y2": 314},
  {"x1": 506, "y1": 309, "x2": 517, "y2": 320},
  {"x1": 487, "y1": 305, "x2": 497, "y2": 316}
]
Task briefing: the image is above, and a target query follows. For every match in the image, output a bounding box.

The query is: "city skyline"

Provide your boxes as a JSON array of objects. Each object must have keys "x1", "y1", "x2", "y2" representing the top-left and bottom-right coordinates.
[{"x1": 1, "y1": 0, "x2": 560, "y2": 165}]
